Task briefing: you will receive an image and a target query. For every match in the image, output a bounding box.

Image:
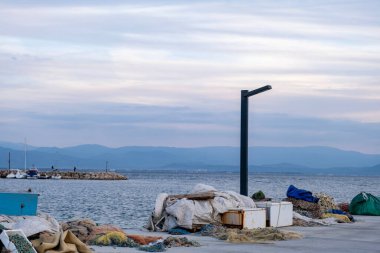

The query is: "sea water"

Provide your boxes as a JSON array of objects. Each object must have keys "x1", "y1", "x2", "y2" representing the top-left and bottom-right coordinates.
[{"x1": 1, "y1": 171, "x2": 379, "y2": 229}]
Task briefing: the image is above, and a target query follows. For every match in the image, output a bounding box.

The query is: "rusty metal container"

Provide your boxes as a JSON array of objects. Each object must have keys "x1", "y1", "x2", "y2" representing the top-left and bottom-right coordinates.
[{"x1": 222, "y1": 208, "x2": 266, "y2": 229}]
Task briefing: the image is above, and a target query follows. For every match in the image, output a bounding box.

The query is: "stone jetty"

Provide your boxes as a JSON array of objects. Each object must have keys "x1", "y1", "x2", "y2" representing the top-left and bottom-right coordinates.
[
  {"x1": 0, "y1": 170, "x2": 127, "y2": 180},
  {"x1": 46, "y1": 171, "x2": 127, "y2": 180}
]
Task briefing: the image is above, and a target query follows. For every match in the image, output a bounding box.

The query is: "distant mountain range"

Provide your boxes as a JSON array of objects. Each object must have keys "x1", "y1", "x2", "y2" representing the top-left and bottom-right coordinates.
[{"x1": 0, "y1": 141, "x2": 379, "y2": 175}]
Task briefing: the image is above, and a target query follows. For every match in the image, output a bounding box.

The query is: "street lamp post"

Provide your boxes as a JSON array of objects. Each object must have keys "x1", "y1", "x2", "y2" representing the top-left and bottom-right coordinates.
[{"x1": 240, "y1": 85, "x2": 272, "y2": 196}]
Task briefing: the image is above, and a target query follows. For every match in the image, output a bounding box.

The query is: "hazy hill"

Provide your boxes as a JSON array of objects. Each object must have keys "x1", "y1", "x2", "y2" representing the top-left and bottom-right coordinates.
[
  {"x1": 1, "y1": 142, "x2": 380, "y2": 175},
  {"x1": 0, "y1": 141, "x2": 37, "y2": 151}
]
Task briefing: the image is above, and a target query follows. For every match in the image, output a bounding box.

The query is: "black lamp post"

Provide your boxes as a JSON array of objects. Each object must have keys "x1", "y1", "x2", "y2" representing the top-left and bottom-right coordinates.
[{"x1": 240, "y1": 85, "x2": 272, "y2": 196}]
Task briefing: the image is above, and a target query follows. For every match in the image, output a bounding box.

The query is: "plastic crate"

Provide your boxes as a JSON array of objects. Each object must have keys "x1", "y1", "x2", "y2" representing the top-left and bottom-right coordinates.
[{"x1": 0, "y1": 229, "x2": 37, "y2": 253}]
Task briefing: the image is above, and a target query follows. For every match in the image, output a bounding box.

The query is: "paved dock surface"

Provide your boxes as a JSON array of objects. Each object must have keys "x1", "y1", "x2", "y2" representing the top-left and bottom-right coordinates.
[{"x1": 91, "y1": 216, "x2": 380, "y2": 253}]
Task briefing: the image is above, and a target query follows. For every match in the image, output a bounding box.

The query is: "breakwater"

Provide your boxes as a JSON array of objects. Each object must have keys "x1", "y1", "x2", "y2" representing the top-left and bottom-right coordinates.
[{"x1": 0, "y1": 170, "x2": 127, "y2": 180}]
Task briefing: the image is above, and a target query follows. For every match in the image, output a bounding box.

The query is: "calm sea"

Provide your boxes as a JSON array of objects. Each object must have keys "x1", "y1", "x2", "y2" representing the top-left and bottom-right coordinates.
[{"x1": 1, "y1": 171, "x2": 379, "y2": 229}]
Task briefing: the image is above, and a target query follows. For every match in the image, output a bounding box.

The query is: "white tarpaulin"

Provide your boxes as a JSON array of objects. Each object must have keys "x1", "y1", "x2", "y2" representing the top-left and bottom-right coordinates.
[
  {"x1": 0, "y1": 213, "x2": 60, "y2": 237},
  {"x1": 147, "y1": 183, "x2": 256, "y2": 231}
]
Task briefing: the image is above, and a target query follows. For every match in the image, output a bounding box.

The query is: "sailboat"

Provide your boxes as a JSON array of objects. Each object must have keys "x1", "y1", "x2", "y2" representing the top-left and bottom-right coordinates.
[
  {"x1": 5, "y1": 152, "x2": 16, "y2": 178},
  {"x1": 21, "y1": 138, "x2": 39, "y2": 179},
  {"x1": 5, "y1": 152, "x2": 26, "y2": 179}
]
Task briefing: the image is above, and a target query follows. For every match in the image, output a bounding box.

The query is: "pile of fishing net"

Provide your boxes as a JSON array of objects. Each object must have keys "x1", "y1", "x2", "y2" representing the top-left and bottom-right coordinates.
[
  {"x1": 89, "y1": 231, "x2": 162, "y2": 247},
  {"x1": 60, "y1": 218, "x2": 202, "y2": 251},
  {"x1": 167, "y1": 228, "x2": 191, "y2": 235},
  {"x1": 90, "y1": 231, "x2": 133, "y2": 247},
  {"x1": 293, "y1": 212, "x2": 338, "y2": 226},
  {"x1": 88, "y1": 231, "x2": 201, "y2": 251},
  {"x1": 338, "y1": 202, "x2": 350, "y2": 212},
  {"x1": 200, "y1": 224, "x2": 302, "y2": 243},
  {"x1": 138, "y1": 242, "x2": 166, "y2": 252},
  {"x1": 163, "y1": 236, "x2": 200, "y2": 248},
  {"x1": 315, "y1": 193, "x2": 338, "y2": 212},
  {"x1": 321, "y1": 213, "x2": 351, "y2": 223},
  {"x1": 292, "y1": 215, "x2": 323, "y2": 227},
  {"x1": 285, "y1": 186, "x2": 353, "y2": 225},
  {"x1": 60, "y1": 219, "x2": 98, "y2": 242},
  {"x1": 285, "y1": 197, "x2": 322, "y2": 219},
  {"x1": 225, "y1": 228, "x2": 302, "y2": 243},
  {"x1": 137, "y1": 237, "x2": 200, "y2": 252}
]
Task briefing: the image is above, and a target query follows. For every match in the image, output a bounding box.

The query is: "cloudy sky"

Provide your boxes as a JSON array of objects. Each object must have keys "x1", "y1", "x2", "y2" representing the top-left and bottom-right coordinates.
[{"x1": 0, "y1": 0, "x2": 379, "y2": 153}]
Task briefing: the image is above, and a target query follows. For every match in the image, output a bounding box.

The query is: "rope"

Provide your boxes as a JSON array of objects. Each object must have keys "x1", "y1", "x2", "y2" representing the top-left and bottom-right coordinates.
[{"x1": 276, "y1": 202, "x2": 282, "y2": 227}]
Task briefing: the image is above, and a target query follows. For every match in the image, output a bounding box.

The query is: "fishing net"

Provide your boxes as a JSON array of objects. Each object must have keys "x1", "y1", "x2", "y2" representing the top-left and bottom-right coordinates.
[
  {"x1": 293, "y1": 212, "x2": 338, "y2": 226},
  {"x1": 92, "y1": 231, "x2": 127, "y2": 246},
  {"x1": 9, "y1": 234, "x2": 35, "y2": 253},
  {"x1": 163, "y1": 236, "x2": 200, "y2": 248},
  {"x1": 87, "y1": 225, "x2": 125, "y2": 242},
  {"x1": 61, "y1": 219, "x2": 97, "y2": 243},
  {"x1": 315, "y1": 193, "x2": 338, "y2": 212},
  {"x1": 338, "y1": 203, "x2": 350, "y2": 213},
  {"x1": 167, "y1": 228, "x2": 191, "y2": 235},
  {"x1": 127, "y1": 235, "x2": 163, "y2": 245},
  {"x1": 292, "y1": 217, "x2": 323, "y2": 227},
  {"x1": 138, "y1": 242, "x2": 166, "y2": 252},
  {"x1": 89, "y1": 231, "x2": 166, "y2": 248},
  {"x1": 200, "y1": 224, "x2": 227, "y2": 237},
  {"x1": 223, "y1": 228, "x2": 302, "y2": 243},
  {"x1": 124, "y1": 237, "x2": 141, "y2": 248},
  {"x1": 286, "y1": 198, "x2": 322, "y2": 218},
  {"x1": 321, "y1": 213, "x2": 351, "y2": 223},
  {"x1": 200, "y1": 225, "x2": 302, "y2": 243}
]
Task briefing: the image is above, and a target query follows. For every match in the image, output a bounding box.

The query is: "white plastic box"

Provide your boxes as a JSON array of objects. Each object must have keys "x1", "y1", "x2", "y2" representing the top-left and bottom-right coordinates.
[
  {"x1": 0, "y1": 229, "x2": 37, "y2": 253},
  {"x1": 255, "y1": 201, "x2": 293, "y2": 227},
  {"x1": 222, "y1": 208, "x2": 266, "y2": 229}
]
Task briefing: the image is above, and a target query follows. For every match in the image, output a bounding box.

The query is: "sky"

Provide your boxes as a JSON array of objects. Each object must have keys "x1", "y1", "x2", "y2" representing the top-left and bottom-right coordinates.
[{"x1": 0, "y1": 0, "x2": 379, "y2": 153}]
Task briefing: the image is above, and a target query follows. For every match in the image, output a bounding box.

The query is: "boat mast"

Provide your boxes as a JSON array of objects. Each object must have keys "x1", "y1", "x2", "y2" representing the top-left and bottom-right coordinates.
[
  {"x1": 8, "y1": 152, "x2": 10, "y2": 170},
  {"x1": 24, "y1": 138, "x2": 27, "y2": 170}
]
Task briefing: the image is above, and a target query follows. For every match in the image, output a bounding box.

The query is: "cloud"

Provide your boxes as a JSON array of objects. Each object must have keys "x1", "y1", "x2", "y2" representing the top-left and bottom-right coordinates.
[
  {"x1": 250, "y1": 113, "x2": 380, "y2": 154},
  {"x1": 0, "y1": 1, "x2": 379, "y2": 152}
]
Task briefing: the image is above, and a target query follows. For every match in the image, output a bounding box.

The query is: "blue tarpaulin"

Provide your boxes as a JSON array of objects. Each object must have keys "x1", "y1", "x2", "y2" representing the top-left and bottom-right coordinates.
[
  {"x1": 327, "y1": 209, "x2": 346, "y2": 215},
  {"x1": 286, "y1": 185, "x2": 319, "y2": 203}
]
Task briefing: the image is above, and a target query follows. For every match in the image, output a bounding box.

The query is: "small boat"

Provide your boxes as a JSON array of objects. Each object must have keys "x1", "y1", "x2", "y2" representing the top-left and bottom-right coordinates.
[
  {"x1": 6, "y1": 171, "x2": 16, "y2": 179},
  {"x1": 51, "y1": 174, "x2": 62, "y2": 180},
  {"x1": 26, "y1": 167, "x2": 39, "y2": 179},
  {"x1": 0, "y1": 192, "x2": 39, "y2": 216},
  {"x1": 15, "y1": 170, "x2": 27, "y2": 179},
  {"x1": 38, "y1": 173, "x2": 50, "y2": 179}
]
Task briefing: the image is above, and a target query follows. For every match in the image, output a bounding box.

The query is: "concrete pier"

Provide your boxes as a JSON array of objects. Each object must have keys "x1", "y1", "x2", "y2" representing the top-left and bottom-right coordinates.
[{"x1": 91, "y1": 216, "x2": 380, "y2": 253}]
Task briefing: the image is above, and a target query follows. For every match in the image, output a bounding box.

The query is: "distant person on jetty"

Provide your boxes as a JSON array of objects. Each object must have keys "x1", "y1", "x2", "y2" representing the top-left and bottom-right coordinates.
[{"x1": 74, "y1": 166, "x2": 77, "y2": 172}]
